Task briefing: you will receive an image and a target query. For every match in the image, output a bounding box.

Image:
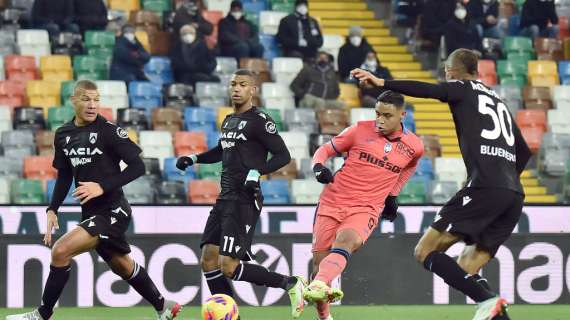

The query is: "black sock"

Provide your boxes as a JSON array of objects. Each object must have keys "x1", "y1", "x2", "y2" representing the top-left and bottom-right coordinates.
[
  {"x1": 471, "y1": 274, "x2": 492, "y2": 291},
  {"x1": 38, "y1": 265, "x2": 71, "y2": 319},
  {"x1": 423, "y1": 252, "x2": 494, "y2": 302},
  {"x1": 125, "y1": 262, "x2": 165, "y2": 311},
  {"x1": 232, "y1": 263, "x2": 296, "y2": 290},
  {"x1": 204, "y1": 269, "x2": 234, "y2": 297}
]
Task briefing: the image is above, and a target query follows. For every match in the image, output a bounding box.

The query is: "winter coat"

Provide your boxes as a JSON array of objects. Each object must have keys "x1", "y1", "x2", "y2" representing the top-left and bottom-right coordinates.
[
  {"x1": 218, "y1": 14, "x2": 258, "y2": 51},
  {"x1": 170, "y1": 39, "x2": 217, "y2": 80},
  {"x1": 277, "y1": 13, "x2": 323, "y2": 58},
  {"x1": 290, "y1": 63, "x2": 340, "y2": 100},
  {"x1": 338, "y1": 37, "x2": 374, "y2": 80},
  {"x1": 520, "y1": 0, "x2": 558, "y2": 29},
  {"x1": 110, "y1": 36, "x2": 151, "y2": 82}
]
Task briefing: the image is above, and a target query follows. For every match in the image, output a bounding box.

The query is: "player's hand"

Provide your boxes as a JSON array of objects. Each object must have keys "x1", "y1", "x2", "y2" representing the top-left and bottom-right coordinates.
[
  {"x1": 350, "y1": 68, "x2": 385, "y2": 88},
  {"x1": 176, "y1": 155, "x2": 195, "y2": 171},
  {"x1": 380, "y1": 195, "x2": 399, "y2": 222},
  {"x1": 44, "y1": 210, "x2": 59, "y2": 247},
  {"x1": 313, "y1": 163, "x2": 334, "y2": 184},
  {"x1": 73, "y1": 181, "x2": 104, "y2": 204}
]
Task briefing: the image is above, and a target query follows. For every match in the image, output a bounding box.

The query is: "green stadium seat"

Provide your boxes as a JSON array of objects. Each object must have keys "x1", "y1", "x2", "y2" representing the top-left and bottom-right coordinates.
[
  {"x1": 264, "y1": 108, "x2": 283, "y2": 131},
  {"x1": 246, "y1": 12, "x2": 260, "y2": 28},
  {"x1": 61, "y1": 80, "x2": 75, "y2": 102},
  {"x1": 500, "y1": 76, "x2": 526, "y2": 88},
  {"x1": 48, "y1": 106, "x2": 75, "y2": 130},
  {"x1": 198, "y1": 162, "x2": 222, "y2": 180},
  {"x1": 73, "y1": 55, "x2": 109, "y2": 80},
  {"x1": 504, "y1": 37, "x2": 533, "y2": 53},
  {"x1": 271, "y1": 2, "x2": 294, "y2": 12},
  {"x1": 11, "y1": 179, "x2": 44, "y2": 204},
  {"x1": 87, "y1": 47, "x2": 114, "y2": 60},
  {"x1": 142, "y1": 0, "x2": 171, "y2": 13},
  {"x1": 497, "y1": 59, "x2": 528, "y2": 76},
  {"x1": 397, "y1": 180, "x2": 426, "y2": 204},
  {"x1": 506, "y1": 52, "x2": 535, "y2": 61},
  {"x1": 85, "y1": 31, "x2": 116, "y2": 48}
]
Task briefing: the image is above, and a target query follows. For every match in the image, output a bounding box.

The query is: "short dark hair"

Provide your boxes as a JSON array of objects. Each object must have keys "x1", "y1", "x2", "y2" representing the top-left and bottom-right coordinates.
[
  {"x1": 448, "y1": 48, "x2": 478, "y2": 76},
  {"x1": 376, "y1": 90, "x2": 404, "y2": 109},
  {"x1": 72, "y1": 80, "x2": 98, "y2": 96},
  {"x1": 233, "y1": 69, "x2": 255, "y2": 77}
]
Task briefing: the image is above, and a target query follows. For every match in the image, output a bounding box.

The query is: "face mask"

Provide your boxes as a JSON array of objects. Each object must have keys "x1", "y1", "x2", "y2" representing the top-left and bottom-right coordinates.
[
  {"x1": 183, "y1": 34, "x2": 196, "y2": 44},
  {"x1": 483, "y1": 0, "x2": 491, "y2": 3},
  {"x1": 124, "y1": 33, "x2": 136, "y2": 43},
  {"x1": 365, "y1": 59, "x2": 377, "y2": 68},
  {"x1": 317, "y1": 60, "x2": 328, "y2": 68},
  {"x1": 183, "y1": 3, "x2": 198, "y2": 14},
  {"x1": 231, "y1": 11, "x2": 243, "y2": 20},
  {"x1": 455, "y1": 8, "x2": 467, "y2": 20},
  {"x1": 296, "y1": 5, "x2": 308, "y2": 15},
  {"x1": 349, "y1": 36, "x2": 362, "y2": 47}
]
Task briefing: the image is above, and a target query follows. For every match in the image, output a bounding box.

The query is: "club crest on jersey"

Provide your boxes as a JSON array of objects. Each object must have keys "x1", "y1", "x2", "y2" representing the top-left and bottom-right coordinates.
[
  {"x1": 265, "y1": 121, "x2": 277, "y2": 134},
  {"x1": 89, "y1": 132, "x2": 98, "y2": 144},
  {"x1": 384, "y1": 142, "x2": 392, "y2": 154},
  {"x1": 238, "y1": 121, "x2": 247, "y2": 130},
  {"x1": 117, "y1": 127, "x2": 129, "y2": 139},
  {"x1": 65, "y1": 136, "x2": 70, "y2": 144}
]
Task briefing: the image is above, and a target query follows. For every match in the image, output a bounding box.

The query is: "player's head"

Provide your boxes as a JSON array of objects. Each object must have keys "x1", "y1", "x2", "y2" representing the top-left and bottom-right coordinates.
[
  {"x1": 71, "y1": 80, "x2": 100, "y2": 126},
  {"x1": 444, "y1": 48, "x2": 478, "y2": 81},
  {"x1": 229, "y1": 69, "x2": 257, "y2": 108},
  {"x1": 374, "y1": 90, "x2": 406, "y2": 135}
]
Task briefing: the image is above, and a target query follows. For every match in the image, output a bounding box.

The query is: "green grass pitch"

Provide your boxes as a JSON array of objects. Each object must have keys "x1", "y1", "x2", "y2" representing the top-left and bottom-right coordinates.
[{"x1": 1, "y1": 305, "x2": 569, "y2": 320}]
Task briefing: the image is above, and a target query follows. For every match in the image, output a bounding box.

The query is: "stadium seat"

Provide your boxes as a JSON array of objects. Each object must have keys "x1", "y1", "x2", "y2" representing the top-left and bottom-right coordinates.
[
  {"x1": 317, "y1": 109, "x2": 349, "y2": 135},
  {"x1": 398, "y1": 178, "x2": 427, "y2": 204},
  {"x1": 552, "y1": 85, "x2": 570, "y2": 107},
  {"x1": 478, "y1": 60, "x2": 497, "y2": 86},
  {"x1": 144, "y1": 56, "x2": 174, "y2": 85},
  {"x1": 26, "y1": 80, "x2": 61, "y2": 113},
  {"x1": 538, "y1": 132, "x2": 570, "y2": 176},
  {"x1": 261, "y1": 83, "x2": 295, "y2": 116},
  {"x1": 11, "y1": 179, "x2": 44, "y2": 204},
  {"x1": 548, "y1": 109, "x2": 570, "y2": 134},
  {"x1": 109, "y1": 0, "x2": 140, "y2": 12},
  {"x1": 434, "y1": 157, "x2": 467, "y2": 186},
  {"x1": 339, "y1": 83, "x2": 359, "y2": 108},
  {"x1": 47, "y1": 107, "x2": 74, "y2": 130},
  {"x1": 0, "y1": 80, "x2": 26, "y2": 109},
  {"x1": 415, "y1": 157, "x2": 435, "y2": 179},
  {"x1": 284, "y1": 108, "x2": 317, "y2": 133},
  {"x1": 23, "y1": 155, "x2": 56, "y2": 182},
  {"x1": 163, "y1": 157, "x2": 195, "y2": 186},
  {"x1": 281, "y1": 131, "x2": 309, "y2": 167},
  {"x1": 494, "y1": 84, "x2": 522, "y2": 101},
  {"x1": 263, "y1": 108, "x2": 283, "y2": 131},
  {"x1": 130, "y1": 10, "x2": 161, "y2": 33},
  {"x1": 522, "y1": 86, "x2": 552, "y2": 110},
  {"x1": 291, "y1": 179, "x2": 323, "y2": 204},
  {"x1": 166, "y1": 83, "x2": 194, "y2": 111},
  {"x1": 0, "y1": 156, "x2": 23, "y2": 179},
  {"x1": 528, "y1": 60, "x2": 558, "y2": 78},
  {"x1": 60, "y1": 80, "x2": 75, "y2": 103},
  {"x1": 96, "y1": 81, "x2": 129, "y2": 113},
  {"x1": 73, "y1": 55, "x2": 109, "y2": 80},
  {"x1": 139, "y1": 130, "x2": 173, "y2": 169},
  {"x1": 559, "y1": 61, "x2": 570, "y2": 84},
  {"x1": 261, "y1": 179, "x2": 290, "y2": 204},
  {"x1": 0, "y1": 32, "x2": 16, "y2": 58},
  {"x1": 35, "y1": 130, "x2": 55, "y2": 156},
  {"x1": 430, "y1": 180, "x2": 459, "y2": 204},
  {"x1": 298, "y1": 158, "x2": 314, "y2": 179},
  {"x1": 128, "y1": 81, "x2": 162, "y2": 112},
  {"x1": 188, "y1": 179, "x2": 220, "y2": 204},
  {"x1": 520, "y1": 126, "x2": 545, "y2": 153},
  {"x1": 85, "y1": 31, "x2": 116, "y2": 57},
  {"x1": 259, "y1": 11, "x2": 287, "y2": 35},
  {"x1": 4, "y1": 55, "x2": 38, "y2": 82},
  {"x1": 534, "y1": 38, "x2": 564, "y2": 61},
  {"x1": 0, "y1": 106, "x2": 12, "y2": 132},
  {"x1": 0, "y1": 177, "x2": 10, "y2": 203},
  {"x1": 13, "y1": 106, "x2": 45, "y2": 131},
  {"x1": 350, "y1": 108, "x2": 375, "y2": 125},
  {"x1": 309, "y1": 133, "x2": 334, "y2": 156},
  {"x1": 39, "y1": 55, "x2": 72, "y2": 81},
  {"x1": 268, "y1": 159, "x2": 298, "y2": 180},
  {"x1": 272, "y1": 57, "x2": 304, "y2": 85},
  {"x1": 322, "y1": 35, "x2": 344, "y2": 69},
  {"x1": 174, "y1": 131, "x2": 208, "y2": 156},
  {"x1": 207, "y1": 130, "x2": 221, "y2": 148},
  {"x1": 195, "y1": 82, "x2": 227, "y2": 107},
  {"x1": 516, "y1": 109, "x2": 547, "y2": 129},
  {"x1": 216, "y1": 107, "x2": 234, "y2": 128},
  {"x1": 16, "y1": 29, "x2": 50, "y2": 61},
  {"x1": 259, "y1": 34, "x2": 280, "y2": 61},
  {"x1": 207, "y1": 0, "x2": 233, "y2": 15},
  {"x1": 214, "y1": 57, "x2": 238, "y2": 86},
  {"x1": 184, "y1": 107, "x2": 217, "y2": 132},
  {"x1": 142, "y1": 0, "x2": 172, "y2": 13},
  {"x1": 503, "y1": 36, "x2": 533, "y2": 55},
  {"x1": 152, "y1": 107, "x2": 183, "y2": 134},
  {"x1": 239, "y1": 58, "x2": 271, "y2": 84},
  {"x1": 142, "y1": 157, "x2": 162, "y2": 182},
  {"x1": 124, "y1": 177, "x2": 155, "y2": 204},
  {"x1": 156, "y1": 180, "x2": 187, "y2": 204},
  {"x1": 420, "y1": 135, "x2": 442, "y2": 161},
  {"x1": 198, "y1": 162, "x2": 223, "y2": 180}
]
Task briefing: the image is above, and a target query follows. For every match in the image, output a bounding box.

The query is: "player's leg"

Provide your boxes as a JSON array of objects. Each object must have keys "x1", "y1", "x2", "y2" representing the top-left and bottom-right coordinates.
[
  {"x1": 200, "y1": 203, "x2": 235, "y2": 297},
  {"x1": 458, "y1": 244, "x2": 493, "y2": 291},
  {"x1": 312, "y1": 251, "x2": 333, "y2": 320}
]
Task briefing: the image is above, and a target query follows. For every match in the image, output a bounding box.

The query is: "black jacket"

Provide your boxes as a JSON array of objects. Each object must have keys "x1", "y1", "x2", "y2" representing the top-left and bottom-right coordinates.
[
  {"x1": 73, "y1": 0, "x2": 107, "y2": 32},
  {"x1": 32, "y1": 0, "x2": 74, "y2": 26},
  {"x1": 520, "y1": 0, "x2": 558, "y2": 29},
  {"x1": 218, "y1": 14, "x2": 258, "y2": 51},
  {"x1": 361, "y1": 64, "x2": 393, "y2": 99},
  {"x1": 172, "y1": 7, "x2": 213, "y2": 38},
  {"x1": 170, "y1": 39, "x2": 217, "y2": 80},
  {"x1": 277, "y1": 13, "x2": 323, "y2": 58},
  {"x1": 467, "y1": 0, "x2": 499, "y2": 28},
  {"x1": 443, "y1": 18, "x2": 482, "y2": 56},
  {"x1": 110, "y1": 36, "x2": 151, "y2": 82},
  {"x1": 290, "y1": 63, "x2": 340, "y2": 100},
  {"x1": 338, "y1": 37, "x2": 374, "y2": 80},
  {"x1": 419, "y1": 0, "x2": 455, "y2": 37}
]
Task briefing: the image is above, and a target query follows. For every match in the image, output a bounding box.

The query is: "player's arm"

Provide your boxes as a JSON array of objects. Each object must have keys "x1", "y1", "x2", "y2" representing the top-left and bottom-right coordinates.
[
  {"x1": 311, "y1": 124, "x2": 356, "y2": 184},
  {"x1": 176, "y1": 141, "x2": 223, "y2": 170},
  {"x1": 513, "y1": 123, "x2": 531, "y2": 175},
  {"x1": 254, "y1": 118, "x2": 291, "y2": 176}
]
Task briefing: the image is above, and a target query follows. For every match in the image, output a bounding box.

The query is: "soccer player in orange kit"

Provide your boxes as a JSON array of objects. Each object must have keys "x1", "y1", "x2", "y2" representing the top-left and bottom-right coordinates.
[{"x1": 303, "y1": 91, "x2": 424, "y2": 320}]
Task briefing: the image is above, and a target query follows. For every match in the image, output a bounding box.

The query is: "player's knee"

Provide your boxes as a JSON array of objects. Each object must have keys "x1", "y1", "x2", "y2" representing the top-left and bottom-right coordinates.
[
  {"x1": 51, "y1": 243, "x2": 71, "y2": 265},
  {"x1": 414, "y1": 243, "x2": 430, "y2": 264},
  {"x1": 219, "y1": 258, "x2": 239, "y2": 278},
  {"x1": 200, "y1": 246, "x2": 220, "y2": 272}
]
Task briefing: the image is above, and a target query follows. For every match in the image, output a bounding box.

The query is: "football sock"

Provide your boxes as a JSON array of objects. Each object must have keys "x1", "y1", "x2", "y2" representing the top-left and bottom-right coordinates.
[
  {"x1": 314, "y1": 248, "x2": 350, "y2": 284},
  {"x1": 125, "y1": 262, "x2": 165, "y2": 311},
  {"x1": 232, "y1": 263, "x2": 296, "y2": 290},
  {"x1": 316, "y1": 301, "x2": 331, "y2": 319},
  {"x1": 38, "y1": 265, "x2": 71, "y2": 320},
  {"x1": 471, "y1": 274, "x2": 492, "y2": 291},
  {"x1": 423, "y1": 252, "x2": 494, "y2": 302},
  {"x1": 204, "y1": 269, "x2": 234, "y2": 297}
]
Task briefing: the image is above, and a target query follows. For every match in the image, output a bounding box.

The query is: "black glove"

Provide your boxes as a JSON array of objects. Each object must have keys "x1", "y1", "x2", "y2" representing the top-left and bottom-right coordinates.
[
  {"x1": 313, "y1": 163, "x2": 334, "y2": 184},
  {"x1": 244, "y1": 169, "x2": 263, "y2": 211},
  {"x1": 176, "y1": 155, "x2": 196, "y2": 171},
  {"x1": 381, "y1": 195, "x2": 399, "y2": 222}
]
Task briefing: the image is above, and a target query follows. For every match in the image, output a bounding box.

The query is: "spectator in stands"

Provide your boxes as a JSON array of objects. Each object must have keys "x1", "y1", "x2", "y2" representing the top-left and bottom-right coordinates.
[
  {"x1": 276, "y1": 0, "x2": 323, "y2": 61},
  {"x1": 219, "y1": 1, "x2": 264, "y2": 61},
  {"x1": 172, "y1": 0, "x2": 213, "y2": 39},
  {"x1": 442, "y1": 3, "x2": 482, "y2": 56},
  {"x1": 467, "y1": 0, "x2": 501, "y2": 39},
  {"x1": 290, "y1": 51, "x2": 344, "y2": 110},
  {"x1": 110, "y1": 25, "x2": 151, "y2": 83},
  {"x1": 359, "y1": 51, "x2": 393, "y2": 108},
  {"x1": 73, "y1": 0, "x2": 108, "y2": 33},
  {"x1": 519, "y1": 0, "x2": 558, "y2": 39},
  {"x1": 170, "y1": 24, "x2": 219, "y2": 86},
  {"x1": 338, "y1": 26, "x2": 374, "y2": 82},
  {"x1": 419, "y1": 0, "x2": 455, "y2": 47},
  {"x1": 31, "y1": 0, "x2": 79, "y2": 36}
]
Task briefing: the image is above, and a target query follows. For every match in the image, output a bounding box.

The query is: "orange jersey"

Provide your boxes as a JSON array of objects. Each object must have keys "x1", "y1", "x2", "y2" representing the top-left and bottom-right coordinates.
[{"x1": 312, "y1": 121, "x2": 424, "y2": 212}]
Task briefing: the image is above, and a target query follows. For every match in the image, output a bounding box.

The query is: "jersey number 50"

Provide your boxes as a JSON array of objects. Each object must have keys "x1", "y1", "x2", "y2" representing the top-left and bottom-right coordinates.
[{"x1": 478, "y1": 95, "x2": 515, "y2": 147}]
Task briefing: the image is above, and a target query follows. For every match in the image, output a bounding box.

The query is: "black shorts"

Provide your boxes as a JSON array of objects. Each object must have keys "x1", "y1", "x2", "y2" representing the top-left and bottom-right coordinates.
[
  {"x1": 78, "y1": 199, "x2": 132, "y2": 262},
  {"x1": 431, "y1": 187, "x2": 523, "y2": 257},
  {"x1": 200, "y1": 199, "x2": 260, "y2": 261}
]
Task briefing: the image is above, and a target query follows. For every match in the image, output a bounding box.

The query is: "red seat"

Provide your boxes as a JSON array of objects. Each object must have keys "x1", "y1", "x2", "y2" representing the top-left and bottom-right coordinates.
[
  {"x1": 478, "y1": 60, "x2": 496, "y2": 76},
  {"x1": 520, "y1": 126, "x2": 544, "y2": 153},
  {"x1": 174, "y1": 131, "x2": 208, "y2": 156},
  {"x1": 4, "y1": 55, "x2": 38, "y2": 82},
  {"x1": 23, "y1": 156, "x2": 57, "y2": 181},
  {"x1": 559, "y1": 16, "x2": 569, "y2": 40},
  {"x1": 515, "y1": 110, "x2": 546, "y2": 130},
  {"x1": 202, "y1": 11, "x2": 224, "y2": 26},
  {"x1": 188, "y1": 179, "x2": 220, "y2": 204},
  {"x1": 99, "y1": 107, "x2": 115, "y2": 121},
  {"x1": 0, "y1": 80, "x2": 26, "y2": 109}
]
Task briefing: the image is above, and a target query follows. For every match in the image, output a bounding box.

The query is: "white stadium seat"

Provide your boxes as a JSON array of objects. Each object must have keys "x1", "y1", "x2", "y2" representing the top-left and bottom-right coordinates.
[
  {"x1": 350, "y1": 108, "x2": 375, "y2": 125},
  {"x1": 17, "y1": 29, "x2": 51, "y2": 64},
  {"x1": 205, "y1": 0, "x2": 233, "y2": 15},
  {"x1": 552, "y1": 85, "x2": 570, "y2": 108},
  {"x1": 548, "y1": 109, "x2": 570, "y2": 134},
  {"x1": 322, "y1": 35, "x2": 344, "y2": 70},
  {"x1": 280, "y1": 131, "x2": 309, "y2": 169},
  {"x1": 259, "y1": 11, "x2": 287, "y2": 35},
  {"x1": 435, "y1": 157, "x2": 467, "y2": 186},
  {"x1": 96, "y1": 81, "x2": 129, "y2": 117},
  {"x1": 261, "y1": 83, "x2": 295, "y2": 117},
  {"x1": 0, "y1": 177, "x2": 10, "y2": 204},
  {"x1": 0, "y1": 107, "x2": 12, "y2": 132},
  {"x1": 291, "y1": 179, "x2": 323, "y2": 204},
  {"x1": 139, "y1": 131, "x2": 173, "y2": 169},
  {"x1": 272, "y1": 57, "x2": 304, "y2": 85}
]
